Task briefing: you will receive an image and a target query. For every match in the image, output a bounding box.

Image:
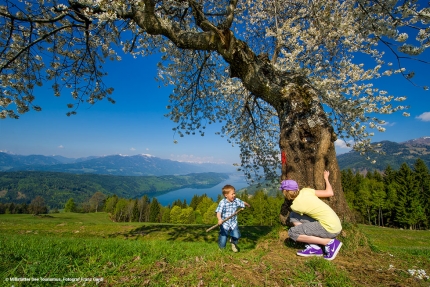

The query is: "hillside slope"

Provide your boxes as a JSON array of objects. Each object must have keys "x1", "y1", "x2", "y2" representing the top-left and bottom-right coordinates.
[{"x1": 337, "y1": 137, "x2": 430, "y2": 171}]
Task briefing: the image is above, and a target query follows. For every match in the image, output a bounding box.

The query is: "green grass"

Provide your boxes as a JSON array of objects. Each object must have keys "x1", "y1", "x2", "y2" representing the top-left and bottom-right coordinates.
[
  {"x1": 358, "y1": 224, "x2": 430, "y2": 257},
  {"x1": 1, "y1": 213, "x2": 429, "y2": 286}
]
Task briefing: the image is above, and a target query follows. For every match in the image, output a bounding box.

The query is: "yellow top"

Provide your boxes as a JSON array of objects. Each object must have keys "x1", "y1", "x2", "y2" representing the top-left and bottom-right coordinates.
[{"x1": 291, "y1": 187, "x2": 342, "y2": 233}]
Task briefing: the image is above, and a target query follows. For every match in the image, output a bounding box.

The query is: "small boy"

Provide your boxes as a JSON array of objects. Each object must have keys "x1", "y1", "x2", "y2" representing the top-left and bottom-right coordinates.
[
  {"x1": 281, "y1": 170, "x2": 343, "y2": 260},
  {"x1": 215, "y1": 184, "x2": 251, "y2": 252}
]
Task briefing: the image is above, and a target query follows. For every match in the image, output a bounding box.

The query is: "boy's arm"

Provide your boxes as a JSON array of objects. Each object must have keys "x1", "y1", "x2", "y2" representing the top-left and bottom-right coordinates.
[
  {"x1": 314, "y1": 170, "x2": 334, "y2": 198},
  {"x1": 237, "y1": 197, "x2": 251, "y2": 208},
  {"x1": 216, "y1": 212, "x2": 223, "y2": 225}
]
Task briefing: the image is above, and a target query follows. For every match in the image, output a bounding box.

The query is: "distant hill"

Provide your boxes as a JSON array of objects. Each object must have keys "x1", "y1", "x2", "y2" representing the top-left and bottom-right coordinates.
[
  {"x1": 0, "y1": 153, "x2": 236, "y2": 176},
  {"x1": 0, "y1": 171, "x2": 229, "y2": 208},
  {"x1": 337, "y1": 137, "x2": 430, "y2": 172}
]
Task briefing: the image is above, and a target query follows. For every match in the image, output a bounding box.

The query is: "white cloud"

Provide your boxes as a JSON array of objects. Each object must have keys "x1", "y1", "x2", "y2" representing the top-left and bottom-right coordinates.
[
  {"x1": 58, "y1": 145, "x2": 64, "y2": 149},
  {"x1": 335, "y1": 139, "x2": 352, "y2": 149},
  {"x1": 416, "y1": 112, "x2": 430, "y2": 122},
  {"x1": 130, "y1": 147, "x2": 136, "y2": 151},
  {"x1": 334, "y1": 139, "x2": 354, "y2": 155}
]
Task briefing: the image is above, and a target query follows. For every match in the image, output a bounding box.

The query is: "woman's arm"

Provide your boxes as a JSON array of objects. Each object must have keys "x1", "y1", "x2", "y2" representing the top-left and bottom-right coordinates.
[{"x1": 314, "y1": 170, "x2": 334, "y2": 198}]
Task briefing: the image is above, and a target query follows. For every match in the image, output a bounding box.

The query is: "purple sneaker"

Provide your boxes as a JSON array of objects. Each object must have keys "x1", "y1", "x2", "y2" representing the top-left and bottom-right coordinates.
[
  {"x1": 297, "y1": 245, "x2": 323, "y2": 257},
  {"x1": 324, "y1": 239, "x2": 342, "y2": 261}
]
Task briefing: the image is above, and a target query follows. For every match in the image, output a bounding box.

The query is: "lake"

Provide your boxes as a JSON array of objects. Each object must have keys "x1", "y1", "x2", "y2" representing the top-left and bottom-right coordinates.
[{"x1": 152, "y1": 172, "x2": 249, "y2": 206}]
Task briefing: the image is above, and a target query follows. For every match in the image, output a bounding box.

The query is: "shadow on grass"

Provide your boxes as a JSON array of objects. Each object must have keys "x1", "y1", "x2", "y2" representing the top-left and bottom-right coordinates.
[{"x1": 113, "y1": 224, "x2": 275, "y2": 249}]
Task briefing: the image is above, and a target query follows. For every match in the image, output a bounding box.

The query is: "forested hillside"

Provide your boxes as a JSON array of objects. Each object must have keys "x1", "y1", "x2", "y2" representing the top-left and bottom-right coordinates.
[
  {"x1": 341, "y1": 159, "x2": 430, "y2": 229},
  {"x1": 0, "y1": 172, "x2": 228, "y2": 209}
]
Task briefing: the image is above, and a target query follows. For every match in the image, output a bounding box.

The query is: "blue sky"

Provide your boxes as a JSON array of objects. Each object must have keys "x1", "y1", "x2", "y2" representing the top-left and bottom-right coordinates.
[{"x1": 0, "y1": 48, "x2": 429, "y2": 165}]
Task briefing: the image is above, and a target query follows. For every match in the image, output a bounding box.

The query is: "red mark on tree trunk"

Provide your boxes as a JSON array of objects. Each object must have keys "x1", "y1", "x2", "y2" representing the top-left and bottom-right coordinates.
[{"x1": 281, "y1": 150, "x2": 286, "y2": 166}]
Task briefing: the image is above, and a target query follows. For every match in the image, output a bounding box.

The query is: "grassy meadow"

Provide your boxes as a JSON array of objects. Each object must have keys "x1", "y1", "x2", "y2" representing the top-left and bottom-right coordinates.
[{"x1": 1, "y1": 212, "x2": 429, "y2": 286}]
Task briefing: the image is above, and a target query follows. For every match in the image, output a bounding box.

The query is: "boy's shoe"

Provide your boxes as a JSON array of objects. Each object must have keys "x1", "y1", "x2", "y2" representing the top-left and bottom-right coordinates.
[
  {"x1": 229, "y1": 238, "x2": 239, "y2": 252},
  {"x1": 231, "y1": 243, "x2": 239, "y2": 252},
  {"x1": 296, "y1": 245, "x2": 323, "y2": 257},
  {"x1": 324, "y1": 239, "x2": 342, "y2": 261}
]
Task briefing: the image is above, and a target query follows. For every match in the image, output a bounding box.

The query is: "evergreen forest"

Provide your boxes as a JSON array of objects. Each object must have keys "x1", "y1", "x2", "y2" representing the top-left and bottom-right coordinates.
[{"x1": 341, "y1": 159, "x2": 430, "y2": 230}]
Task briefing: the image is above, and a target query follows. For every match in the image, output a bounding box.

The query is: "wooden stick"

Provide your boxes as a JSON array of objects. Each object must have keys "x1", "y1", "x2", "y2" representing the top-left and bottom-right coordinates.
[{"x1": 205, "y1": 208, "x2": 245, "y2": 232}]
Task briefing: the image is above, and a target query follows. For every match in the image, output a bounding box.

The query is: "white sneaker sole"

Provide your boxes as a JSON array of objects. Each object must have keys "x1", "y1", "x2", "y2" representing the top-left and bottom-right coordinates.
[{"x1": 324, "y1": 242, "x2": 343, "y2": 261}]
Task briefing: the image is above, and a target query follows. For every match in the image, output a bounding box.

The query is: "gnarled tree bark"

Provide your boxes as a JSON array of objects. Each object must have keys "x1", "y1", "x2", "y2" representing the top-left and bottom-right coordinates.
[{"x1": 276, "y1": 83, "x2": 353, "y2": 223}]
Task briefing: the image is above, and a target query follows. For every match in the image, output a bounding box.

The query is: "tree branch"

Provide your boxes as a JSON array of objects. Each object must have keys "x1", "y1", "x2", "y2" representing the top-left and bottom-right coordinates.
[{"x1": 0, "y1": 24, "x2": 82, "y2": 73}]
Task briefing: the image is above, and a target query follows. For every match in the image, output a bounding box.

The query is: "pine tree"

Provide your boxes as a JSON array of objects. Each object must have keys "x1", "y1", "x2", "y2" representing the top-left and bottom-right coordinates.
[
  {"x1": 384, "y1": 183, "x2": 398, "y2": 227},
  {"x1": 369, "y1": 180, "x2": 386, "y2": 226},
  {"x1": 138, "y1": 195, "x2": 150, "y2": 222},
  {"x1": 189, "y1": 195, "x2": 200, "y2": 210},
  {"x1": 357, "y1": 178, "x2": 373, "y2": 224},
  {"x1": 413, "y1": 159, "x2": 430, "y2": 228},
  {"x1": 341, "y1": 169, "x2": 356, "y2": 209},
  {"x1": 131, "y1": 199, "x2": 139, "y2": 222},
  {"x1": 383, "y1": 165, "x2": 396, "y2": 185},
  {"x1": 395, "y1": 163, "x2": 423, "y2": 229},
  {"x1": 172, "y1": 199, "x2": 183, "y2": 209},
  {"x1": 149, "y1": 198, "x2": 161, "y2": 222}
]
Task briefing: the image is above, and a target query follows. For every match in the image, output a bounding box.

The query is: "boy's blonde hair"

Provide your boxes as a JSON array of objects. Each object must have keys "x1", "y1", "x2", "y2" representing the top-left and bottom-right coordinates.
[
  {"x1": 283, "y1": 189, "x2": 299, "y2": 201},
  {"x1": 222, "y1": 184, "x2": 235, "y2": 195}
]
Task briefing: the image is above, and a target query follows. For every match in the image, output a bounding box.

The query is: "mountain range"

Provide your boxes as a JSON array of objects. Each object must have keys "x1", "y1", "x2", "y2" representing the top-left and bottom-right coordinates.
[
  {"x1": 1, "y1": 137, "x2": 429, "y2": 176},
  {"x1": 0, "y1": 153, "x2": 237, "y2": 176},
  {"x1": 337, "y1": 137, "x2": 430, "y2": 172}
]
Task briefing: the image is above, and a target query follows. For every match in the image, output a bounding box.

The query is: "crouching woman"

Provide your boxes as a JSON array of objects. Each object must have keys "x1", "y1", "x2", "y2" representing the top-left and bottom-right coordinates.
[{"x1": 281, "y1": 170, "x2": 343, "y2": 261}]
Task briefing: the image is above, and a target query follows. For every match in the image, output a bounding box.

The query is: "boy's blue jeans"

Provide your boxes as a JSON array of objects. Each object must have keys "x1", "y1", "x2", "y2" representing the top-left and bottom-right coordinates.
[{"x1": 218, "y1": 225, "x2": 241, "y2": 248}]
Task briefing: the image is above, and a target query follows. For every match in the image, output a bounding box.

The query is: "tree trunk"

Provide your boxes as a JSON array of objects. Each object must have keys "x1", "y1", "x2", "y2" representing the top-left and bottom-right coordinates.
[{"x1": 277, "y1": 84, "x2": 353, "y2": 223}]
